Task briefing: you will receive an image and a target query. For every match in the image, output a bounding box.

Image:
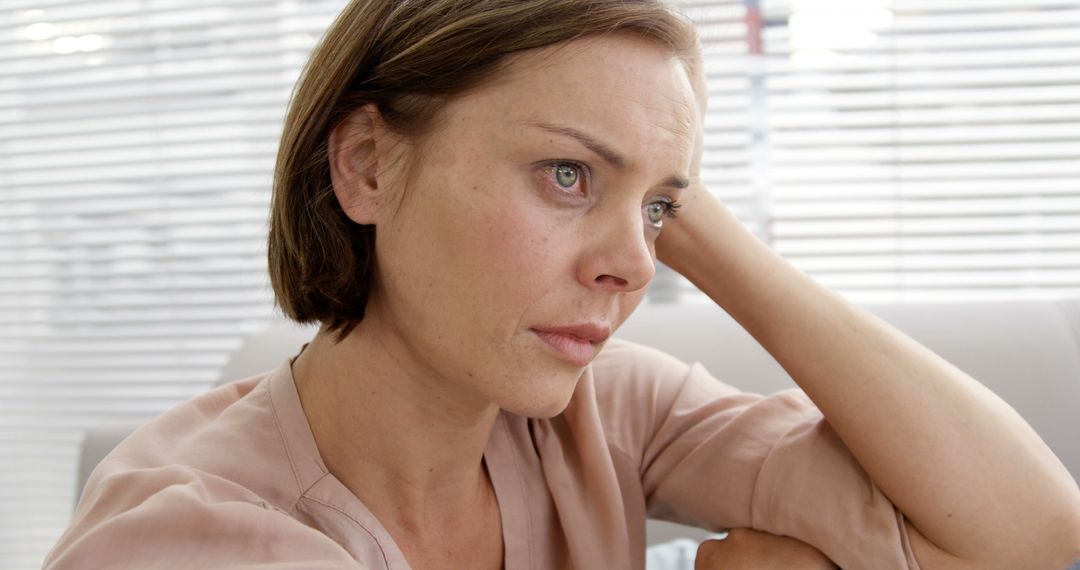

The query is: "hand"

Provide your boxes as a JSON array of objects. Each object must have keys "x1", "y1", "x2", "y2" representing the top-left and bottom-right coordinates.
[{"x1": 694, "y1": 528, "x2": 839, "y2": 570}]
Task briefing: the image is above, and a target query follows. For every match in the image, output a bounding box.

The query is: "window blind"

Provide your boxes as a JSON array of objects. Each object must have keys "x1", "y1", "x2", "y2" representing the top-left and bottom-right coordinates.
[
  {"x1": 752, "y1": 0, "x2": 1080, "y2": 303},
  {"x1": 0, "y1": 1, "x2": 345, "y2": 567}
]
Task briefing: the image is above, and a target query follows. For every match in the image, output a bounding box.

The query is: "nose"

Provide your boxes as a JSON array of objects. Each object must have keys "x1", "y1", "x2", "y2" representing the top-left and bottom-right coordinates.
[{"x1": 576, "y1": 206, "x2": 656, "y2": 293}]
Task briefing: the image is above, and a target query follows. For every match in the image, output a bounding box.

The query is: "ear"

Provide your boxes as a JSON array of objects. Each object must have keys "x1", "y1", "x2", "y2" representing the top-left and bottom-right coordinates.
[{"x1": 328, "y1": 104, "x2": 398, "y2": 225}]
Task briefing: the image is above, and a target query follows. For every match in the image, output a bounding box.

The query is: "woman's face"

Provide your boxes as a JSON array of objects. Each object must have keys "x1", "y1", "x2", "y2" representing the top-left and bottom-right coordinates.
[{"x1": 362, "y1": 34, "x2": 698, "y2": 418}]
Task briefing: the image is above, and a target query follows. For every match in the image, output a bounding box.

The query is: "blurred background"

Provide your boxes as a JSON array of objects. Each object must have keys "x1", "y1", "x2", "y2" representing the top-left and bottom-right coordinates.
[{"x1": 3, "y1": 0, "x2": 1080, "y2": 567}]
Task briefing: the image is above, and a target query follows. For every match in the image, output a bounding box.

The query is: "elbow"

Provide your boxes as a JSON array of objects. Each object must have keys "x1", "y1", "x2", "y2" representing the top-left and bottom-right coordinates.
[
  {"x1": 1021, "y1": 507, "x2": 1080, "y2": 570},
  {"x1": 1059, "y1": 501, "x2": 1080, "y2": 569},
  {"x1": 1008, "y1": 477, "x2": 1080, "y2": 570},
  {"x1": 1068, "y1": 521, "x2": 1080, "y2": 569},
  {"x1": 968, "y1": 506, "x2": 1080, "y2": 570}
]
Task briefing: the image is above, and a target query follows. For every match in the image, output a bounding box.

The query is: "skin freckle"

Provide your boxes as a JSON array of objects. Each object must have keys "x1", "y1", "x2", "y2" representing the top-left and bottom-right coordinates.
[{"x1": 289, "y1": 35, "x2": 682, "y2": 549}]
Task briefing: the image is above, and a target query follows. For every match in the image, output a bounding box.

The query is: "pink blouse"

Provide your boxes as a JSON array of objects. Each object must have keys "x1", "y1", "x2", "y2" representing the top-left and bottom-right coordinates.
[{"x1": 45, "y1": 339, "x2": 920, "y2": 569}]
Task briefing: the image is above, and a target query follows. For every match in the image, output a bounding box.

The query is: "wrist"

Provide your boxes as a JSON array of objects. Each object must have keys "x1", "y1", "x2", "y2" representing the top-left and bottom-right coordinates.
[{"x1": 657, "y1": 186, "x2": 753, "y2": 278}]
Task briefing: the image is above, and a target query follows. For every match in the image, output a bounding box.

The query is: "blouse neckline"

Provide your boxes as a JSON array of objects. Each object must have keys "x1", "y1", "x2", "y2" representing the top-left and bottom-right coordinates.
[{"x1": 267, "y1": 356, "x2": 522, "y2": 569}]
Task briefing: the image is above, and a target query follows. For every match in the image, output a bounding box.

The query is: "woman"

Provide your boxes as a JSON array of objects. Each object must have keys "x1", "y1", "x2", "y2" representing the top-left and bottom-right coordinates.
[{"x1": 46, "y1": 0, "x2": 1080, "y2": 568}]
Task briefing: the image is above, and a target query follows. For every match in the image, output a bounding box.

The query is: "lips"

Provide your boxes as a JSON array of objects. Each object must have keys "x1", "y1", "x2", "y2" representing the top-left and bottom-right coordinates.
[{"x1": 530, "y1": 323, "x2": 611, "y2": 367}]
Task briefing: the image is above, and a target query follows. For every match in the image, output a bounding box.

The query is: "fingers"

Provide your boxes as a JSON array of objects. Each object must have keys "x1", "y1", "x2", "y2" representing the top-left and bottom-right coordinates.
[{"x1": 695, "y1": 528, "x2": 839, "y2": 570}]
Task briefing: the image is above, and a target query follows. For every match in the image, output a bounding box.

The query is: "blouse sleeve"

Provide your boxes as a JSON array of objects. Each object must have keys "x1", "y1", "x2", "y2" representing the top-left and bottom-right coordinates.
[
  {"x1": 593, "y1": 339, "x2": 920, "y2": 570},
  {"x1": 43, "y1": 465, "x2": 365, "y2": 570}
]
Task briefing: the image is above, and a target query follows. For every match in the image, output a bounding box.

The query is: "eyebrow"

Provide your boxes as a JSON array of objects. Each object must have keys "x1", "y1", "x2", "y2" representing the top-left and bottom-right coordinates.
[{"x1": 524, "y1": 120, "x2": 690, "y2": 190}]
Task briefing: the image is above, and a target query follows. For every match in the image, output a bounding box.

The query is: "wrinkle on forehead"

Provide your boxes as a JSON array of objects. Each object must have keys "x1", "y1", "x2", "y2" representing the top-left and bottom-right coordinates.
[
  {"x1": 643, "y1": 87, "x2": 697, "y2": 153},
  {"x1": 459, "y1": 33, "x2": 700, "y2": 173},
  {"x1": 603, "y1": 82, "x2": 697, "y2": 172}
]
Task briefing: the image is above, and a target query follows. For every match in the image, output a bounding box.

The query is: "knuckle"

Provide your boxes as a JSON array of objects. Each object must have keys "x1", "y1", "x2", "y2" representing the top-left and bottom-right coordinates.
[
  {"x1": 695, "y1": 539, "x2": 722, "y2": 559},
  {"x1": 695, "y1": 528, "x2": 836, "y2": 569}
]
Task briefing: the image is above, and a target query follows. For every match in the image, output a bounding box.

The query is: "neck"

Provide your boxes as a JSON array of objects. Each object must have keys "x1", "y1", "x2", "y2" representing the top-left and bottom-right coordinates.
[{"x1": 291, "y1": 314, "x2": 499, "y2": 534}]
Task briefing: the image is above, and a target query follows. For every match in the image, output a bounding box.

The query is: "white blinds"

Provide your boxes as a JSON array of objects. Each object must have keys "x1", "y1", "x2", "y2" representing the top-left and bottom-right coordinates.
[
  {"x1": 671, "y1": 0, "x2": 1080, "y2": 304},
  {"x1": 755, "y1": 0, "x2": 1080, "y2": 302},
  {"x1": 0, "y1": 1, "x2": 345, "y2": 567}
]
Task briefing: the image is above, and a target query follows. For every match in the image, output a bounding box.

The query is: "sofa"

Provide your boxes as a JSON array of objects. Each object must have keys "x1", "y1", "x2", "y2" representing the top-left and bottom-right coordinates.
[{"x1": 76, "y1": 298, "x2": 1080, "y2": 550}]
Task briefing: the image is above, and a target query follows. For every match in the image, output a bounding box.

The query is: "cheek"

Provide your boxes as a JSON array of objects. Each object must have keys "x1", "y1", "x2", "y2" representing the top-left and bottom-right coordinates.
[
  {"x1": 469, "y1": 192, "x2": 564, "y2": 288},
  {"x1": 384, "y1": 178, "x2": 566, "y2": 333},
  {"x1": 616, "y1": 289, "x2": 648, "y2": 328}
]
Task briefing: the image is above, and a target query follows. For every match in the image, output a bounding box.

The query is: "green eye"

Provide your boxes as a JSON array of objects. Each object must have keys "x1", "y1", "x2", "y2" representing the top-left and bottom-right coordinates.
[
  {"x1": 646, "y1": 202, "x2": 666, "y2": 225},
  {"x1": 554, "y1": 164, "x2": 578, "y2": 188}
]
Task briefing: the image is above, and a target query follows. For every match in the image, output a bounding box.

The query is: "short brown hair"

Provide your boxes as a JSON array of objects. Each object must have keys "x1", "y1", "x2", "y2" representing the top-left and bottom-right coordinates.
[{"x1": 268, "y1": 0, "x2": 697, "y2": 337}]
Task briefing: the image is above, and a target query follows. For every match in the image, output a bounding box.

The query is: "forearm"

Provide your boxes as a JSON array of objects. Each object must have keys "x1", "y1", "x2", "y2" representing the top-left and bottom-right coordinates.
[{"x1": 658, "y1": 189, "x2": 1080, "y2": 568}]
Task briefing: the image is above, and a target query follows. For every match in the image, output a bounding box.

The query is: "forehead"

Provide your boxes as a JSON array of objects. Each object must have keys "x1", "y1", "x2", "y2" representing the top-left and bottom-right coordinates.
[{"x1": 441, "y1": 34, "x2": 697, "y2": 174}]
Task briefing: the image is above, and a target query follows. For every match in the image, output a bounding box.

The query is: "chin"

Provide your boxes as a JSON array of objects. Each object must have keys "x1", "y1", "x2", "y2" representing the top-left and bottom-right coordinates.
[
  {"x1": 498, "y1": 368, "x2": 583, "y2": 419},
  {"x1": 521, "y1": 399, "x2": 573, "y2": 420}
]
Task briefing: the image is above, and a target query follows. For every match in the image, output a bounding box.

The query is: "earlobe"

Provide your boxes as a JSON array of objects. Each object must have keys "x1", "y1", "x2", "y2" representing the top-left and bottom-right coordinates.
[{"x1": 329, "y1": 104, "x2": 386, "y2": 225}]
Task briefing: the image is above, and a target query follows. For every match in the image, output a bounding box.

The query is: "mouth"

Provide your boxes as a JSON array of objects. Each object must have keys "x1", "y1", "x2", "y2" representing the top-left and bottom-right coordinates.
[{"x1": 529, "y1": 323, "x2": 611, "y2": 367}]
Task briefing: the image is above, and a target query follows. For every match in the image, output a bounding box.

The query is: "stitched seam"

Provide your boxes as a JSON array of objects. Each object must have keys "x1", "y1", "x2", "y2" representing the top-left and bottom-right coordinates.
[
  {"x1": 746, "y1": 394, "x2": 813, "y2": 529},
  {"x1": 640, "y1": 362, "x2": 699, "y2": 481},
  {"x1": 300, "y1": 493, "x2": 392, "y2": 567},
  {"x1": 604, "y1": 436, "x2": 634, "y2": 468},
  {"x1": 508, "y1": 415, "x2": 536, "y2": 567},
  {"x1": 266, "y1": 375, "x2": 309, "y2": 507}
]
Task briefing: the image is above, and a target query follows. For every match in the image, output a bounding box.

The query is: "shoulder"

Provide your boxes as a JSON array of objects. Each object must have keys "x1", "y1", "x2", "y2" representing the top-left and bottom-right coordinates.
[
  {"x1": 45, "y1": 462, "x2": 360, "y2": 569},
  {"x1": 46, "y1": 367, "x2": 358, "y2": 568},
  {"x1": 592, "y1": 337, "x2": 693, "y2": 390},
  {"x1": 116, "y1": 371, "x2": 277, "y2": 462},
  {"x1": 585, "y1": 339, "x2": 709, "y2": 459},
  {"x1": 591, "y1": 338, "x2": 743, "y2": 411},
  {"x1": 81, "y1": 366, "x2": 300, "y2": 515}
]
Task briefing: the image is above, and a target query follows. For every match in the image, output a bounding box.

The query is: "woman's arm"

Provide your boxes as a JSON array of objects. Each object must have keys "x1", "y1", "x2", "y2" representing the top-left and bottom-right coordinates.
[{"x1": 656, "y1": 185, "x2": 1080, "y2": 569}]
